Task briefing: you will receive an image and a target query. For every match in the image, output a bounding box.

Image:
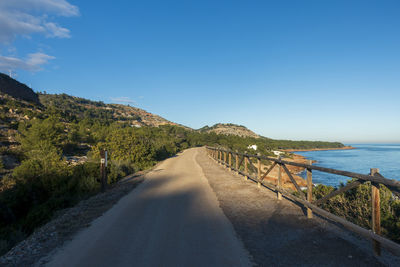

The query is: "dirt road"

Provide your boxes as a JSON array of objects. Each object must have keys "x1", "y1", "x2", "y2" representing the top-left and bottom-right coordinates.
[{"x1": 46, "y1": 148, "x2": 252, "y2": 267}]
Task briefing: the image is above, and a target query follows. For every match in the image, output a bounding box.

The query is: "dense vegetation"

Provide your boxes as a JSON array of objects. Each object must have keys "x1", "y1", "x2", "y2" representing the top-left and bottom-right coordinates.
[
  {"x1": 0, "y1": 91, "x2": 347, "y2": 255},
  {"x1": 312, "y1": 182, "x2": 400, "y2": 243}
]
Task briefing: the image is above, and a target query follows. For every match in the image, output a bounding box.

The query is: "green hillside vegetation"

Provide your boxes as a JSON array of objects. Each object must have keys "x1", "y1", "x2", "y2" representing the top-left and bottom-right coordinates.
[
  {"x1": 0, "y1": 90, "x2": 346, "y2": 255},
  {"x1": 311, "y1": 182, "x2": 400, "y2": 243},
  {"x1": 39, "y1": 93, "x2": 140, "y2": 123}
]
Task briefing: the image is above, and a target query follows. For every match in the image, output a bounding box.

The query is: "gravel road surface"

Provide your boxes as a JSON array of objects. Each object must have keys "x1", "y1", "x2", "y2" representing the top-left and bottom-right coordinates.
[{"x1": 45, "y1": 148, "x2": 252, "y2": 267}]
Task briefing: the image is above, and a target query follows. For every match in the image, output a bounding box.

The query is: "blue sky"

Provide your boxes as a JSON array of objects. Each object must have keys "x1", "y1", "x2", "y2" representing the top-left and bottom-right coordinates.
[{"x1": 1, "y1": 0, "x2": 399, "y2": 143}]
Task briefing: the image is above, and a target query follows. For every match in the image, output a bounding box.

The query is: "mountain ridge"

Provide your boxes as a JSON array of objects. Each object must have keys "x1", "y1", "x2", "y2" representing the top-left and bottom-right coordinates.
[{"x1": 0, "y1": 73, "x2": 40, "y2": 104}]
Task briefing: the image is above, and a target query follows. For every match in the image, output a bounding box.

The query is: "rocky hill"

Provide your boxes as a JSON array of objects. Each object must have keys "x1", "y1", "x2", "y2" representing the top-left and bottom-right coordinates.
[
  {"x1": 0, "y1": 75, "x2": 187, "y2": 178},
  {"x1": 0, "y1": 72, "x2": 182, "y2": 129},
  {"x1": 0, "y1": 73, "x2": 39, "y2": 104},
  {"x1": 38, "y1": 93, "x2": 181, "y2": 128},
  {"x1": 199, "y1": 123, "x2": 261, "y2": 139}
]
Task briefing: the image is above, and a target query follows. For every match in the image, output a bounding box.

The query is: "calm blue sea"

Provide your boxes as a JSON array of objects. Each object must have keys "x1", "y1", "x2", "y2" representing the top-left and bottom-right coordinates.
[{"x1": 297, "y1": 144, "x2": 400, "y2": 187}]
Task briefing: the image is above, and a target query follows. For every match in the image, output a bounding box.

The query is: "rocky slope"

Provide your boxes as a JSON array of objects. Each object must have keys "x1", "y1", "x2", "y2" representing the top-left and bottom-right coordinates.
[
  {"x1": 199, "y1": 123, "x2": 260, "y2": 139},
  {"x1": 38, "y1": 93, "x2": 181, "y2": 128}
]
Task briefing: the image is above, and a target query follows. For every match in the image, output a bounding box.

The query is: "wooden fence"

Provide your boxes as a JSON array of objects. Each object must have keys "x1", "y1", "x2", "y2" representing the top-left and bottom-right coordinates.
[{"x1": 205, "y1": 146, "x2": 400, "y2": 256}]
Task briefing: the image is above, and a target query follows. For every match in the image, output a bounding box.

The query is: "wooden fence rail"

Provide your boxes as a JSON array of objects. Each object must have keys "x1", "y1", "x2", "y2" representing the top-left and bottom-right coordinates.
[{"x1": 206, "y1": 146, "x2": 400, "y2": 256}]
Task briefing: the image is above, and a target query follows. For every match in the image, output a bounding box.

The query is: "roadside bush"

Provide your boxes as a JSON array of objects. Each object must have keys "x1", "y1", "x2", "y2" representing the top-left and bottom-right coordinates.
[
  {"x1": 313, "y1": 182, "x2": 400, "y2": 241},
  {"x1": 108, "y1": 160, "x2": 135, "y2": 184},
  {"x1": 0, "y1": 143, "x2": 100, "y2": 254}
]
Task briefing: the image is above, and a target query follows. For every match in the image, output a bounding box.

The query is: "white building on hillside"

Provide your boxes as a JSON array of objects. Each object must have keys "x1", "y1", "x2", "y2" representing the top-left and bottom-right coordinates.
[
  {"x1": 273, "y1": 150, "x2": 284, "y2": 156},
  {"x1": 248, "y1": 144, "x2": 257, "y2": 151}
]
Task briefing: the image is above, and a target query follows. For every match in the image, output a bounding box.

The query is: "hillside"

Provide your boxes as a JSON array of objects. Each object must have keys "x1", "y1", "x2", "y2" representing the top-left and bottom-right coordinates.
[
  {"x1": 0, "y1": 74, "x2": 191, "y2": 180},
  {"x1": 38, "y1": 93, "x2": 182, "y2": 128},
  {"x1": 199, "y1": 123, "x2": 261, "y2": 139},
  {"x1": 0, "y1": 92, "x2": 42, "y2": 176},
  {"x1": 0, "y1": 73, "x2": 39, "y2": 104}
]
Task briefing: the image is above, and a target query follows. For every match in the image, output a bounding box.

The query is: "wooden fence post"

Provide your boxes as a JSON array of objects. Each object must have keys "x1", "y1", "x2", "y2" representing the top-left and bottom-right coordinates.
[
  {"x1": 277, "y1": 156, "x2": 282, "y2": 200},
  {"x1": 100, "y1": 149, "x2": 107, "y2": 192},
  {"x1": 229, "y1": 152, "x2": 232, "y2": 170},
  {"x1": 235, "y1": 152, "x2": 239, "y2": 174},
  {"x1": 224, "y1": 152, "x2": 227, "y2": 167},
  {"x1": 244, "y1": 155, "x2": 248, "y2": 181},
  {"x1": 371, "y1": 168, "x2": 381, "y2": 256},
  {"x1": 307, "y1": 160, "x2": 313, "y2": 219},
  {"x1": 257, "y1": 154, "x2": 261, "y2": 188}
]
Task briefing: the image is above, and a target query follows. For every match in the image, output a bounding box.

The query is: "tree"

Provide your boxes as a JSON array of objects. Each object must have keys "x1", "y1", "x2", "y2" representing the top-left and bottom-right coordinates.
[{"x1": 18, "y1": 118, "x2": 65, "y2": 152}]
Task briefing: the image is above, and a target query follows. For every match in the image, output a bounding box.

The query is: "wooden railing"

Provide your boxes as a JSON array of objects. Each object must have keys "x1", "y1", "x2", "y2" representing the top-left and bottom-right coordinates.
[{"x1": 205, "y1": 146, "x2": 400, "y2": 256}]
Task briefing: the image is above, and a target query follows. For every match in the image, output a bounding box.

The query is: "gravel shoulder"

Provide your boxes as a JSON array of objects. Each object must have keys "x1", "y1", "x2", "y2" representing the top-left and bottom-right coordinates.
[{"x1": 196, "y1": 148, "x2": 400, "y2": 266}]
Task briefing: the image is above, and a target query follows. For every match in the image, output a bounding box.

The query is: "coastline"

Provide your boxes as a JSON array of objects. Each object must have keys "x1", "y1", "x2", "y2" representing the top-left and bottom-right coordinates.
[
  {"x1": 251, "y1": 145, "x2": 356, "y2": 190},
  {"x1": 283, "y1": 146, "x2": 353, "y2": 187},
  {"x1": 257, "y1": 153, "x2": 310, "y2": 190},
  {"x1": 282, "y1": 146, "x2": 355, "y2": 152}
]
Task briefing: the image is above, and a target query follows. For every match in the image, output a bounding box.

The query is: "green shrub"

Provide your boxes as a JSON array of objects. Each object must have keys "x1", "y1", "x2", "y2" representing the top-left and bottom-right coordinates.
[
  {"x1": 108, "y1": 160, "x2": 135, "y2": 183},
  {"x1": 18, "y1": 117, "x2": 65, "y2": 152},
  {"x1": 313, "y1": 182, "x2": 400, "y2": 241}
]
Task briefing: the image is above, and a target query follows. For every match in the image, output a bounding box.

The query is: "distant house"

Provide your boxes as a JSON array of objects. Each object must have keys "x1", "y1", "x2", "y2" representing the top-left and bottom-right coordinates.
[
  {"x1": 273, "y1": 150, "x2": 284, "y2": 156},
  {"x1": 248, "y1": 144, "x2": 257, "y2": 151}
]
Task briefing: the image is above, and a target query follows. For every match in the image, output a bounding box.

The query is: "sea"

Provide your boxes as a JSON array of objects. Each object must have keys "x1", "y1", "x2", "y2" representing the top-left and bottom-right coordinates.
[{"x1": 297, "y1": 144, "x2": 400, "y2": 187}]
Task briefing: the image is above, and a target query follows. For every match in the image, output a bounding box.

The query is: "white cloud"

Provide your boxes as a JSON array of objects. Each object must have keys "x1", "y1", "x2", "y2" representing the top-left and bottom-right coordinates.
[
  {"x1": 0, "y1": 0, "x2": 79, "y2": 17},
  {"x1": 0, "y1": 0, "x2": 78, "y2": 43},
  {"x1": 0, "y1": 52, "x2": 55, "y2": 72},
  {"x1": 44, "y1": 22, "x2": 71, "y2": 38},
  {"x1": 0, "y1": 0, "x2": 78, "y2": 72},
  {"x1": 110, "y1": 97, "x2": 138, "y2": 106}
]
